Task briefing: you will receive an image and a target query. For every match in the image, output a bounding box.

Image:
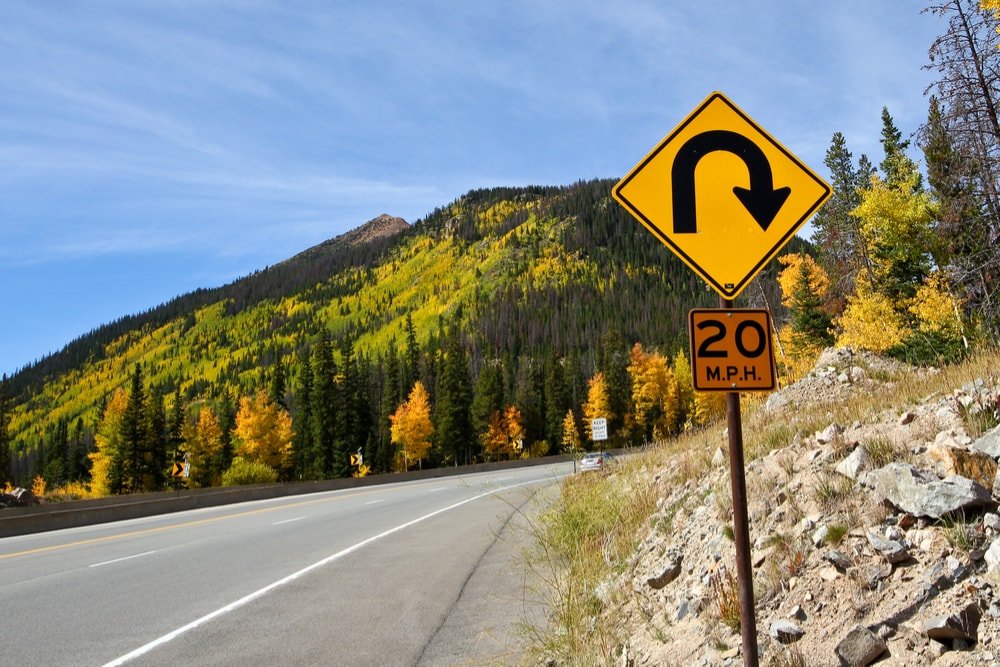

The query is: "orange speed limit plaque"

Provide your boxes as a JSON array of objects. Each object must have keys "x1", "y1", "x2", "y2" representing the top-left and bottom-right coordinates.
[{"x1": 688, "y1": 309, "x2": 776, "y2": 392}]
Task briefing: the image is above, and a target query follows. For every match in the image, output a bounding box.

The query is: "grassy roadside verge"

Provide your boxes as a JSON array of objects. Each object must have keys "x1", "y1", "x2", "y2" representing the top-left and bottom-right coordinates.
[{"x1": 522, "y1": 346, "x2": 1000, "y2": 666}]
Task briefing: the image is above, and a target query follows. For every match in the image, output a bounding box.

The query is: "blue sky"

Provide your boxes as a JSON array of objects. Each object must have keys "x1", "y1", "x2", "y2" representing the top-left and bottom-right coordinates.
[{"x1": 1, "y1": 1, "x2": 944, "y2": 376}]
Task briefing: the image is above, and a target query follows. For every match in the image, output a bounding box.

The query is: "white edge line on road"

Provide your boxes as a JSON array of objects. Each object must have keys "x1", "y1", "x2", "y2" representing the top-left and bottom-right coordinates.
[
  {"x1": 89, "y1": 551, "x2": 157, "y2": 569},
  {"x1": 364, "y1": 499, "x2": 384, "y2": 505},
  {"x1": 271, "y1": 517, "x2": 304, "y2": 526},
  {"x1": 103, "y1": 473, "x2": 565, "y2": 667}
]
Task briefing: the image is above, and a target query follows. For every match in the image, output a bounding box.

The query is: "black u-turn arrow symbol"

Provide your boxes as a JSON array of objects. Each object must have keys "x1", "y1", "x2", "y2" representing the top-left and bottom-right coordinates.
[{"x1": 671, "y1": 130, "x2": 790, "y2": 233}]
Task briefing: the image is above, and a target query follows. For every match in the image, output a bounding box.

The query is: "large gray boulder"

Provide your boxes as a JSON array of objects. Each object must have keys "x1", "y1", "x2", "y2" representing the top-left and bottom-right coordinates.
[
  {"x1": 836, "y1": 445, "x2": 873, "y2": 480},
  {"x1": 973, "y1": 424, "x2": 1000, "y2": 460},
  {"x1": 835, "y1": 625, "x2": 887, "y2": 666},
  {"x1": 864, "y1": 463, "x2": 992, "y2": 519},
  {"x1": 922, "y1": 601, "x2": 982, "y2": 643},
  {"x1": 646, "y1": 550, "x2": 683, "y2": 590}
]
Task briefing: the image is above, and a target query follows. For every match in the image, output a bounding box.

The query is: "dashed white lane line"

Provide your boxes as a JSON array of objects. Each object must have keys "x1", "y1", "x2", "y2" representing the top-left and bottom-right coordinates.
[
  {"x1": 272, "y1": 517, "x2": 304, "y2": 526},
  {"x1": 90, "y1": 551, "x2": 157, "y2": 569},
  {"x1": 364, "y1": 499, "x2": 385, "y2": 505}
]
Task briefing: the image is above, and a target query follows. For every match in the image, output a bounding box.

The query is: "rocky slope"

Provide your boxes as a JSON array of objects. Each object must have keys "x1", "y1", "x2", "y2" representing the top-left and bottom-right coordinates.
[{"x1": 608, "y1": 349, "x2": 1000, "y2": 666}]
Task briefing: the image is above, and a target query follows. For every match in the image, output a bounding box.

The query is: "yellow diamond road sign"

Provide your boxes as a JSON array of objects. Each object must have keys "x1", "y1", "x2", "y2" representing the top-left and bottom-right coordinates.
[{"x1": 613, "y1": 92, "x2": 831, "y2": 299}]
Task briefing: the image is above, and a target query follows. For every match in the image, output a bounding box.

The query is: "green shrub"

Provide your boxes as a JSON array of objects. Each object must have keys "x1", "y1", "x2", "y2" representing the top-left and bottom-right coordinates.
[{"x1": 221, "y1": 457, "x2": 278, "y2": 486}]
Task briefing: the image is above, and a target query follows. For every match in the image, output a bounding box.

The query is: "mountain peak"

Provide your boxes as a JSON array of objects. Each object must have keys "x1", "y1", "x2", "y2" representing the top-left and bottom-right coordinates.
[{"x1": 342, "y1": 214, "x2": 410, "y2": 246}]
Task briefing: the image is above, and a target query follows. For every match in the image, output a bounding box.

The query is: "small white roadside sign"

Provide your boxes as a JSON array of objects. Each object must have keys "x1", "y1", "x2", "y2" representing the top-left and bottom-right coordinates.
[{"x1": 591, "y1": 418, "x2": 608, "y2": 441}]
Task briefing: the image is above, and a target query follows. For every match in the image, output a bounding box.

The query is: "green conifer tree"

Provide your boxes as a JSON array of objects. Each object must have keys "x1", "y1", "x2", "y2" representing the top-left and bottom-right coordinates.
[
  {"x1": 121, "y1": 365, "x2": 147, "y2": 493},
  {"x1": 544, "y1": 356, "x2": 569, "y2": 450},
  {"x1": 291, "y1": 346, "x2": 314, "y2": 478},
  {"x1": 311, "y1": 334, "x2": 338, "y2": 477},
  {"x1": 434, "y1": 325, "x2": 474, "y2": 465}
]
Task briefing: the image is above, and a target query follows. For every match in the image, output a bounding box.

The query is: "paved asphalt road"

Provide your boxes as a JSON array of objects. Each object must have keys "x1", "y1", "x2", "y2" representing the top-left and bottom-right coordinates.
[{"x1": 0, "y1": 463, "x2": 571, "y2": 666}]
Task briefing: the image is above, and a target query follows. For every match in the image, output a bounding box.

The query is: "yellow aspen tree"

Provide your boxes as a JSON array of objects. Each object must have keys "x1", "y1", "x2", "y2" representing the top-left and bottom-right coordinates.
[
  {"x1": 582, "y1": 371, "x2": 612, "y2": 442},
  {"x1": 504, "y1": 405, "x2": 526, "y2": 456},
  {"x1": 851, "y1": 165, "x2": 937, "y2": 302},
  {"x1": 390, "y1": 381, "x2": 434, "y2": 470},
  {"x1": 183, "y1": 406, "x2": 224, "y2": 488},
  {"x1": 658, "y1": 371, "x2": 682, "y2": 439},
  {"x1": 233, "y1": 390, "x2": 294, "y2": 472},
  {"x1": 628, "y1": 343, "x2": 683, "y2": 439},
  {"x1": 909, "y1": 271, "x2": 966, "y2": 341},
  {"x1": 561, "y1": 409, "x2": 581, "y2": 453},
  {"x1": 628, "y1": 343, "x2": 664, "y2": 435},
  {"x1": 89, "y1": 388, "x2": 128, "y2": 497},
  {"x1": 835, "y1": 280, "x2": 907, "y2": 353},
  {"x1": 692, "y1": 391, "x2": 726, "y2": 427},
  {"x1": 482, "y1": 410, "x2": 508, "y2": 461},
  {"x1": 673, "y1": 350, "x2": 694, "y2": 429}
]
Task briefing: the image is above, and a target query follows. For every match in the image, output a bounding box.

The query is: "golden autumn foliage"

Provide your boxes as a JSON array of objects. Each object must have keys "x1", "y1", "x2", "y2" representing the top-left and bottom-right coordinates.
[
  {"x1": 673, "y1": 350, "x2": 694, "y2": 427},
  {"x1": 183, "y1": 406, "x2": 224, "y2": 487},
  {"x1": 777, "y1": 253, "x2": 830, "y2": 308},
  {"x1": 851, "y1": 167, "x2": 937, "y2": 297},
  {"x1": 582, "y1": 372, "x2": 612, "y2": 441},
  {"x1": 627, "y1": 343, "x2": 682, "y2": 439},
  {"x1": 482, "y1": 405, "x2": 525, "y2": 460},
  {"x1": 835, "y1": 281, "x2": 908, "y2": 353},
  {"x1": 390, "y1": 381, "x2": 434, "y2": 470},
  {"x1": 233, "y1": 391, "x2": 293, "y2": 472},
  {"x1": 909, "y1": 272, "x2": 965, "y2": 338},
  {"x1": 561, "y1": 409, "x2": 581, "y2": 453},
  {"x1": 89, "y1": 388, "x2": 128, "y2": 497},
  {"x1": 31, "y1": 475, "x2": 46, "y2": 497},
  {"x1": 692, "y1": 391, "x2": 727, "y2": 427}
]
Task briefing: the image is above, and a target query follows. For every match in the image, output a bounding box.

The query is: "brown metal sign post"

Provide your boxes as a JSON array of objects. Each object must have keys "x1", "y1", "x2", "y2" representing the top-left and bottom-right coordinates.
[{"x1": 721, "y1": 296, "x2": 759, "y2": 667}]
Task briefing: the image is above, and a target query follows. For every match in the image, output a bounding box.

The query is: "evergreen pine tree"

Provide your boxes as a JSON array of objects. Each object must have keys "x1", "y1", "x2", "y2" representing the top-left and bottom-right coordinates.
[
  {"x1": 269, "y1": 357, "x2": 288, "y2": 408},
  {"x1": 402, "y1": 313, "x2": 419, "y2": 396},
  {"x1": 311, "y1": 334, "x2": 337, "y2": 477},
  {"x1": 143, "y1": 386, "x2": 168, "y2": 491},
  {"x1": 790, "y1": 260, "x2": 834, "y2": 348},
  {"x1": 332, "y1": 336, "x2": 356, "y2": 478},
  {"x1": 69, "y1": 417, "x2": 89, "y2": 481},
  {"x1": 471, "y1": 361, "x2": 503, "y2": 456},
  {"x1": 291, "y1": 346, "x2": 314, "y2": 478},
  {"x1": 880, "y1": 107, "x2": 920, "y2": 190},
  {"x1": 598, "y1": 330, "x2": 631, "y2": 442},
  {"x1": 121, "y1": 365, "x2": 147, "y2": 493},
  {"x1": 434, "y1": 325, "x2": 474, "y2": 465},
  {"x1": 811, "y1": 132, "x2": 869, "y2": 308},
  {"x1": 543, "y1": 356, "x2": 569, "y2": 450},
  {"x1": 921, "y1": 95, "x2": 995, "y2": 330},
  {"x1": 514, "y1": 357, "x2": 545, "y2": 447},
  {"x1": 216, "y1": 389, "x2": 237, "y2": 475},
  {"x1": 377, "y1": 345, "x2": 401, "y2": 474}
]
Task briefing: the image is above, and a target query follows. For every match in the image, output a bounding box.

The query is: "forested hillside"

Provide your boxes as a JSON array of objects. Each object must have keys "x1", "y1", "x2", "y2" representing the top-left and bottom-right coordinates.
[{"x1": 0, "y1": 179, "x2": 793, "y2": 492}]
